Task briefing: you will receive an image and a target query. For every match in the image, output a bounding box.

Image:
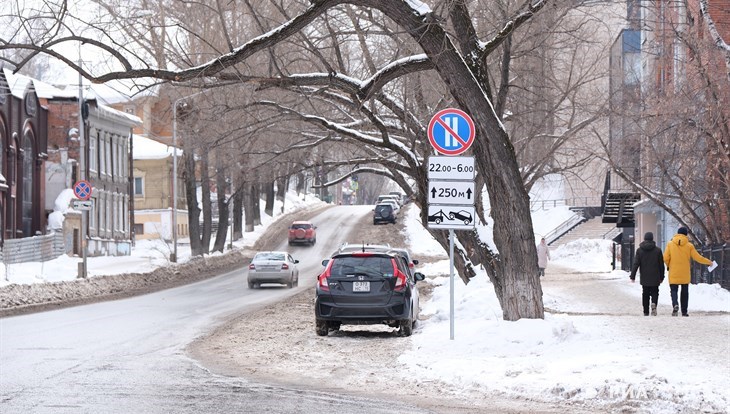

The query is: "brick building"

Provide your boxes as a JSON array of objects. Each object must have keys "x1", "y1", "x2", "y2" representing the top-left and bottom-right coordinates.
[{"x1": 0, "y1": 65, "x2": 49, "y2": 245}]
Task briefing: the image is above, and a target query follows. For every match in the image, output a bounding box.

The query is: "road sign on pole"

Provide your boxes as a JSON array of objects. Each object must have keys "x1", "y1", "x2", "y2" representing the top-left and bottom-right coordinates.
[
  {"x1": 73, "y1": 180, "x2": 92, "y2": 201},
  {"x1": 427, "y1": 156, "x2": 475, "y2": 180},
  {"x1": 427, "y1": 108, "x2": 475, "y2": 156},
  {"x1": 428, "y1": 180, "x2": 475, "y2": 205},
  {"x1": 426, "y1": 205, "x2": 476, "y2": 230}
]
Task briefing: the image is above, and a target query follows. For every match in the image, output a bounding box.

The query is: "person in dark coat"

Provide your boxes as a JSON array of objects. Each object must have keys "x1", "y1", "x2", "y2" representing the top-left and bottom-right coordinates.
[{"x1": 629, "y1": 232, "x2": 665, "y2": 316}]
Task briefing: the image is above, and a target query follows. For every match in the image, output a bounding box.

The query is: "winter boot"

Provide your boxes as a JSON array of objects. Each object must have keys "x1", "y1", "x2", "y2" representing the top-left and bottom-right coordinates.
[
  {"x1": 672, "y1": 305, "x2": 679, "y2": 317},
  {"x1": 651, "y1": 303, "x2": 657, "y2": 316}
]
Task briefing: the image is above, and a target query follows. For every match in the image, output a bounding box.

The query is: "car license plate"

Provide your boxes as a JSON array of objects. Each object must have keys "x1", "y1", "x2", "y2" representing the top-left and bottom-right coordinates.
[{"x1": 353, "y1": 281, "x2": 370, "y2": 292}]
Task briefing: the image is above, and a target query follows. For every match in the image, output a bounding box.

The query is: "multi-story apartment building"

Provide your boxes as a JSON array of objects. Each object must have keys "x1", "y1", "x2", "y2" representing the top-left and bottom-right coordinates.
[{"x1": 628, "y1": 0, "x2": 730, "y2": 247}]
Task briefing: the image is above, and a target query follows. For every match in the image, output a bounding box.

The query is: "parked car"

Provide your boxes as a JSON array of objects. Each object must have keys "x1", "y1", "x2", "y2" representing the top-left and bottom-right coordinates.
[
  {"x1": 315, "y1": 251, "x2": 425, "y2": 337},
  {"x1": 377, "y1": 194, "x2": 401, "y2": 206},
  {"x1": 327, "y1": 244, "x2": 419, "y2": 277},
  {"x1": 248, "y1": 251, "x2": 299, "y2": 289},
  {"x1": 288, "y1": 221, "x2": 317, "y2": 245},
  {"x1": 373, "y1": 203, "x2": 397, "y2": 224},
  {"x1": 449, "y1": 210, "x2": 472, "y2": 225},
  {"x1": 380, "y1": 199, "x2": 400, "y2": 213}
]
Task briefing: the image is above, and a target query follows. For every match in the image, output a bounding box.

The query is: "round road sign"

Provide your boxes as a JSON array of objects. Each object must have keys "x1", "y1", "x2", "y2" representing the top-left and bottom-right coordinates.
[
  {"x1": 427, "y1": 108, "x2": 475, "y2": 156},
  {"x1": 74, "y1": 180, "x2": 92, "y2": 201}
]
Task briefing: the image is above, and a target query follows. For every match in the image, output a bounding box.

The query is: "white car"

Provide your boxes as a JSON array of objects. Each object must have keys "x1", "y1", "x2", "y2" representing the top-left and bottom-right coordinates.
[{"x1": 248, "y1": 251, "x2": 299, "y2": 289}]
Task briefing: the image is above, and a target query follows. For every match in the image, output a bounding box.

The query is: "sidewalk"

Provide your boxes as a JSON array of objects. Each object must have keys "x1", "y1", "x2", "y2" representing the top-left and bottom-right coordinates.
[{"x1": 543, "y1": 263, "x2": 730, "y2": 388}]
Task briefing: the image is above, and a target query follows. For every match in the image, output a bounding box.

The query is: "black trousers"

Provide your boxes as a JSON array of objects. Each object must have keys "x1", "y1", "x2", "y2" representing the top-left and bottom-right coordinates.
[
  {"x1": 670, "y1": 284, "x2": 690, "y2": 314},
  {"x1": 642, "y1": 286, "x2": 659, "y2": 314}
]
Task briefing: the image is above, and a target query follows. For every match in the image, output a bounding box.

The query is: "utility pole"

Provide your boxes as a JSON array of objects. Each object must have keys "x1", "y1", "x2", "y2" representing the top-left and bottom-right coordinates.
[{"x1": 77, "y1": 56, "x2": 88, "y2": 279}]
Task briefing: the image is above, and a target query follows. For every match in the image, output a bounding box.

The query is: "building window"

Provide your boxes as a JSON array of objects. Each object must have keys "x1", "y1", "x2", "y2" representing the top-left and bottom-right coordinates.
[
  {"x1": 89, "y1": 196, "x2": 96, "y2": 231},
  {"x1": 105, "y1": 136, "x2": 111, "y2": 178},
  {"x1": 103, "y1": 192, "x2": 110, "y2": 233},
  {"x1": 22, "y1": 133, "x2": 34, "y2": 237},
  {"x1": 134, "y1": 177, "x2": 144, "y2": 197},
  {"x1": 133, "y1": 223, "x2": 144, "y2": 237},
  {"x1": 100, "y1": 135, "x2": 107, "y2": 177},
  {"x1": 89, "y1": 132, "x2": 98, "y2": 173}
]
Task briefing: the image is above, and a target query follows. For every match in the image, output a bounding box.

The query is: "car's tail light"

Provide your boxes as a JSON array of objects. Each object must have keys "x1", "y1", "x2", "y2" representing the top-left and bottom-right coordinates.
[
  {"x1": 248, "y1": 263, "x2": 255, "y2": 270},
  {"x1": 318, "y1": 263, "x2": 333, "y2": 292},
  {"x1": 281, "y1": 263, "x2": 289, "y2": 270},
  {"x1": 393, "y1": 260, "x2": 407, "y2": 291}
]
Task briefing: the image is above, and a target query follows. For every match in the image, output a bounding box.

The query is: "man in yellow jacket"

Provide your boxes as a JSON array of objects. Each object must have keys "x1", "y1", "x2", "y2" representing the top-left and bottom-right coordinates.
[{"x1": 664, "y1": 227, "x2": 713, "y2": 317}]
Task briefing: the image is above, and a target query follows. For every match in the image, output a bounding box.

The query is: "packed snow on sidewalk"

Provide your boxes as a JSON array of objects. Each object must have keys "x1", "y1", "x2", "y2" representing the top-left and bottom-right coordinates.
[{"x1": 400, "y1": 205, "x2": 730, "y2": 414}]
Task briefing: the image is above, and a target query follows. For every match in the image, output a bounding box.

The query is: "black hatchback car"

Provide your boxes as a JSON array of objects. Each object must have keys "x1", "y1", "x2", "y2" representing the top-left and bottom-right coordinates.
[
  {"x1": 373, "y1": 203, "x2": 396, "y2": 225},
  {"x1": 315, "y1": 251, "x2": 425, "y2": 336}
]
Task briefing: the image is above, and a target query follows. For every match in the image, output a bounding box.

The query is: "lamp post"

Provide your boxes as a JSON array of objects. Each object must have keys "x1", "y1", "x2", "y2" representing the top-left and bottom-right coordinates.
[{"x1": 171, "y1": 90, "x2": 209, "y2": 263}]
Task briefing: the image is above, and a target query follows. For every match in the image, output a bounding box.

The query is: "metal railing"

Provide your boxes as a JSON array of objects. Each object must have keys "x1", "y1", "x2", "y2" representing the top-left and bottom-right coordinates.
[
  {"x1": 692, "y1": 244, "x2": 729, "y2": 291},
  {"x1": 543, "y1": 215, "x2": 587, "y2": 245},
  {"x1": 530, "y1": 196, "x2": 602, "y2": 211}
]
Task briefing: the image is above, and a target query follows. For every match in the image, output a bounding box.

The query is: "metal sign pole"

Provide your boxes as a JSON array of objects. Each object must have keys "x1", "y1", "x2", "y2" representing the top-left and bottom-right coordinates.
[
  {"x1": 78, "y1": 58, "x2": 88, "y2": 279},
  {"x1": 449, "y1": 229, "x2": 455, "y2": 340}
]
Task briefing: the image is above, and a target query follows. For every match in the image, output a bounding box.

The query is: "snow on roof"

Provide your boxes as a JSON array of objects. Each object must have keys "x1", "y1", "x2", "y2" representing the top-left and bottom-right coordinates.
[{"x1": 133, "y1": 135, "x2": 182, "y2": 160}]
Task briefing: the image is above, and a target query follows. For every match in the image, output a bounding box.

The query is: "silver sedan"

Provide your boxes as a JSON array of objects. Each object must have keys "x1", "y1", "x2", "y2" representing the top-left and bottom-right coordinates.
[{"x1": 247, "y1": 251, "x2": 300, "y2": 289}]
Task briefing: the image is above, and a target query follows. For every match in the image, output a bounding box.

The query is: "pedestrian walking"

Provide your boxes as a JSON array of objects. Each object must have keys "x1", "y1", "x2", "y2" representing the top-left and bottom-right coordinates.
[
  {"x1": 629, "y1": 232, "x2": 664, "y2": 316},
  {"x1": 537, "y1": 238, "x2": 550, "y2": 277},
  {"x1": 664, "y1": 227, "x2": 713, "y2": 317}
]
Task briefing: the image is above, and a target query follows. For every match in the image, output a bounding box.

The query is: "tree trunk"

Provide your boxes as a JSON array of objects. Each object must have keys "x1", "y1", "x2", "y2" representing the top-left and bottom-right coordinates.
[
  {"x1": 244, "y1": 182, "x2": 255, "y2": 232},
  {"x1": 276, "y1": 176, "x2": 287, "y2": 214},
  {"x1": 253, "y1": 184, "x2": 261, "y2": 226},
  {"x1": 212, "y1": 151, "x2": 229, "y2": 253},
  {"x1": 184, "y1": 149, "x2": 203, "y2": 256},
  {"x1": 232, "y1": 185, "x2": 243, "y2": 240},
  {"x1": 264, "y1": 181, "x2": 275, "y2": 217},
  {"x1": 382, "y1": 2, "x2": 543, "y2": 320},
  {"x1": 200, "y1": 152, "x2": 212, "y2": 254},
  {"x1": 296, "y1": 172, "x2": 305, "y2": 195}
]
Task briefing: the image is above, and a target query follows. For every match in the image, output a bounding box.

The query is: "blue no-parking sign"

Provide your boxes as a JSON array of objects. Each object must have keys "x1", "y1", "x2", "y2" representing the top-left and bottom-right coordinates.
[{"x1": 427, "y1": 108, "x2": 475, "y2": 156}]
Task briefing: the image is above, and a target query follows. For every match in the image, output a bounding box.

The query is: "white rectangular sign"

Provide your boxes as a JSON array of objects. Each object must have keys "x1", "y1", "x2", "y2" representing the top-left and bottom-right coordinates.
[
  {"x1": 427, "y1": 156, "x2": 475, "y2": 180},
  {"x1": 428, "y1": 180, "x2": 476, "y2": 205},
  {"x1": 73, "y1": 199, "x2": 93, "y2": 210},
  {"x1": 427, "y1": 205, "x2": 476, "y2": 230}
]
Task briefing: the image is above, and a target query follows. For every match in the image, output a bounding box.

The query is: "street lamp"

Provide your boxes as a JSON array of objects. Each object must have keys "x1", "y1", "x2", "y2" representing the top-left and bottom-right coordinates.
[{"x1": 171, "y1": 89, "x2": 210, "y2": 262}]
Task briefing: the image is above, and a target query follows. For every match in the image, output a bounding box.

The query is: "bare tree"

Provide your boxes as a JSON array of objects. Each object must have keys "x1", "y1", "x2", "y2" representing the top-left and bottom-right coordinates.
[{"x1": 1, "y1": 0, "x2": 627, "y2": 320}]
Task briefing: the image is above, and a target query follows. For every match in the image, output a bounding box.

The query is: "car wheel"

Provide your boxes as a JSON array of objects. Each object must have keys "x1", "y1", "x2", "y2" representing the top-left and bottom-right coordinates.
[
  {"x1": 288, "y1": 241, "x2": 294, "y2": 246},
  {"x1": 248, "y1": 282, "x2": 254, "y2": 289},
  {"x1": 373, "y1": 220, "x2": 377, "y2": 225},
  {"x1": 315, "y1": 320, "x2": 329, "y2": 336},
  {"x1": 398, "y1": 319, "x2": 413, "y2": 337},
  {"x1": 464, "y1": 219, "x2": 471, "y2": 225},
  {"x1": 287, "y1": 279, "x2": 293, "y2": 289},
  {"x1": 331, "y1": 322, "x2": 341, "y2": 331},
  {"x1": 435, "y1": 218, "x2": 442, "y2": 224},
  {"x1": 448, "y1": 213, "x2": 455, "y2": 220}
]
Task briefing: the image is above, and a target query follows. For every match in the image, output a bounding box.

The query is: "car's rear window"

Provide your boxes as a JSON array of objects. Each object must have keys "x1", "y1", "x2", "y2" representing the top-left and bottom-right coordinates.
[
  {"x1": 255, "y1": 252, "x2": 285, "y2": 261},
  {"x1": 290, "y1": 223, "x2": 311, "y2": 230},
  {"x1": 330, "y1": 256, "x2": 394, "y2": 278},
  {"x1": 375, "y1": 205, "x2": 392, "y2": 212}
]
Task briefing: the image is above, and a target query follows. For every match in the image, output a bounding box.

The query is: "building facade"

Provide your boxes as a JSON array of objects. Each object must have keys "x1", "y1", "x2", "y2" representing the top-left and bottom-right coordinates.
[{"x1": 0, "y1": 65, "x2": 49, "y2": 245}]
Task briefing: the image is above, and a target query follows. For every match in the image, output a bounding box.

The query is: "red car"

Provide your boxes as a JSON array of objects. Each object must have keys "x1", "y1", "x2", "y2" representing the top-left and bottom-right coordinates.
[{"x1": 288, "y1": 221, "x2": 317, "y2": 245}]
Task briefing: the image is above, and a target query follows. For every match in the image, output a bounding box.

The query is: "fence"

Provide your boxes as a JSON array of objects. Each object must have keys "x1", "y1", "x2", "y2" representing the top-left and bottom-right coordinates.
[
  {"x1": 692, "y1": 244, "x2": 729, "y2": 291},
  {"x1": 1, "y1": 232, "x2": 65, "y2": 264}
]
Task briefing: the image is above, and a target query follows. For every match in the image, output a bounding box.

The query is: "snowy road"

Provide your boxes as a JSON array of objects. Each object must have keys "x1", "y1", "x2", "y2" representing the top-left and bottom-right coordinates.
[{"x1": 0, "y1": 206, "x2": 445, "y2": 414}]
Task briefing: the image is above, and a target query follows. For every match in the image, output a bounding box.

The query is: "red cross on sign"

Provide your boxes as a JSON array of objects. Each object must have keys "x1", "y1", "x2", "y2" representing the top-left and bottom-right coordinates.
[{"x1": 74, "y1": 180, "x2": 92, "y2": 201}]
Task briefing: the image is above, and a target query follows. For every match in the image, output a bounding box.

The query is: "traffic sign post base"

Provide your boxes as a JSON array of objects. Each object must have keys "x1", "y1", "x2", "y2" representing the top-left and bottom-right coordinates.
[{"x1": 77, "y1": 261, "x2": 86, "y2": 279}]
